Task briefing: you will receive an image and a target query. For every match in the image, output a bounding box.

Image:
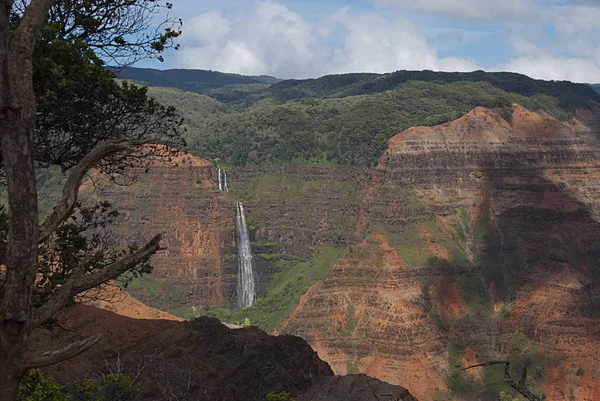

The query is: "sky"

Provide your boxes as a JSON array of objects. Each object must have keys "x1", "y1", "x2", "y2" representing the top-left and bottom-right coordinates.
[{"x1": 145, "y1": 0, "x2": 600, "y2": 83}]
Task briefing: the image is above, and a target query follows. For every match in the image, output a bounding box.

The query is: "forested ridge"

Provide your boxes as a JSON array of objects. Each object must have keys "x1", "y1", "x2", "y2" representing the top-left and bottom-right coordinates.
[{"x1": 116, "y1": 68, "x2": 600, "y2": 167}]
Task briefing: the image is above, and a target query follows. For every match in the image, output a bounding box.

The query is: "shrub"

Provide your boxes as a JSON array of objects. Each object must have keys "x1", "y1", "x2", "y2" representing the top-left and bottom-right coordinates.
[
  {"x1": 17, "y1": 370, "x2": 68, "y2": 401},
  {"x1": 266, "y1": 391, "x2": 295, "y2": 401}
]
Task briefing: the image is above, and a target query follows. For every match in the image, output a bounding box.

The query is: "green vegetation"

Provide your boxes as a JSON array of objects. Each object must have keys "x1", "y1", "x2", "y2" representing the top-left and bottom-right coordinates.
[
  {"x1": 114, "y1": 66, "x2": 280, "y2": 93},
  {"x1": 499, "y1": 392, "x2": 522, "y2": 401},
  {"x1": 199, "y1": 245, "x2": 348, "y2": 331},
  {"x1": 126, "y1": 68, "x2": 600, "y2": 168},
  {"x1": 17, "y1": 370, "x2": 66, "y2": 401},
  {"x1": 346, "y1": 362, "x2": 360, "y2": 374},
  {"x1": 126, "y1": 275, "x2": 188, "y2": 311},
  {"x1": 445, "y1": 341, "x2": 549, "y2": 400},
  {"x1": 149, "y1": 80, "x2": 581, "y2": 168},
  {"x1": 17, "y1": 370, "x2": 141, "y2": 401},
  {"x1": 266, "y1": 391, "x2": 295, "y2": 401},
  {"x1": 230, "y1": 245, "x2": 347, "y2": 331}
]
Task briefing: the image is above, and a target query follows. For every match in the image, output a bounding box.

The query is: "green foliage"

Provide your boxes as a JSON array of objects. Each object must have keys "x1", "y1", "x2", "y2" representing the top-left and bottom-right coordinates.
[
  {"x1": 499, "y1": 391, "x2": 522, "y2": 401},
  {"x1": 17, "y1": 370, "x2": 68, "y2": 401},
  {"x1": 346, "y1": 362, "x2": 360, "y2": 374},
  {"x1": 136, "y1": 70, "x2": 598, "y2": 168},
  {"x1": 17, "y1": 370, "x2": 141, "y2": 401},
  {"x1": 266, "y1": 391, "x2": 295, "y2": 401},
  {"x1": 446, "y1": 342, "x2": 481, "y2": 396},
  {"x1": 224, "y1": 246, "x2": 348, "y2": 331},
  {"x1": 31, "y1": 20, "x2": 185, "y2": 172},
  {"x1": 115, "y1": 66, "x2": 280, "y2": 93},
  {"x1": 126, "y1": 275, "x2": 188, "y2": 311},
  {"x1": 70, "y1": 374, "x2": 141, "y2": 401}
]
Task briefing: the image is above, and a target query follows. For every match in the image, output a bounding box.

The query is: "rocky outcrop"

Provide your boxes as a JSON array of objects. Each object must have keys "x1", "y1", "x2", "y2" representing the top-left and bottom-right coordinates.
[
  {"x1": 279, "y1": 104, "x2": 600, "y2": 400},
  {"x1": 31, "y1": 305, "x2": 415, "y2": 401},
  {"x1": 296, "y1": 374, "x2": 417, "y2": 401},
  {"x1": 83, "y1": 152, "x2": 239, "y2": 311}
]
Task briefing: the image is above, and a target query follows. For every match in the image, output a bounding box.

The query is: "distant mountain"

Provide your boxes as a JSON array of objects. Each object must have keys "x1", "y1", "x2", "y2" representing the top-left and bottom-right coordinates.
[
  {"x1": 109, "y1": 66, "x2": 281, "y2": 92},
  {"x1": 261, "y1": 70, "x2": 600, "y2": 112},
  {"x1": 115, "y1": 67, "x2": 600, "y2": 114}
]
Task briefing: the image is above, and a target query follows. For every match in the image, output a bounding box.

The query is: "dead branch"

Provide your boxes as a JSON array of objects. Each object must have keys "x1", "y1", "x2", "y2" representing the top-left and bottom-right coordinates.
[
  {"x1": 25, "y1": 333, "x2": 101, "y2": 369},
  {"x1": 463, "y1": 361, "x2": 538, "y2": 401}
]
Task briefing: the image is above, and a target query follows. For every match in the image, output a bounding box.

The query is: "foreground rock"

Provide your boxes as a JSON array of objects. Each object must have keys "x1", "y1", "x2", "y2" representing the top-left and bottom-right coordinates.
[
  {"x1": 30, "y1": 305, "x2": 415, "y2": 401},
  {"x1": 297, "y1": 375, "x2": 417, "y2": 401}
]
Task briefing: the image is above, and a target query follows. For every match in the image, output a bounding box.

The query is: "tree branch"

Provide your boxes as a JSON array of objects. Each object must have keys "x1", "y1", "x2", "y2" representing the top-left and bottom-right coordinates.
[
  {"x1": 32, "y1": 233, "x2": 162, "y2": 328},
  {"x1": 12, "y1": 0, "x2": 54, "y2": 56},
  {"x1": 25, "y1": 333, "x2": 101, "y2": 368},
  {"x1": 38, "y1": 138, "x2": 146, "y2": 243},
  {"x1": 463, "y1": 361, "x2": 539, "y2": 401}
]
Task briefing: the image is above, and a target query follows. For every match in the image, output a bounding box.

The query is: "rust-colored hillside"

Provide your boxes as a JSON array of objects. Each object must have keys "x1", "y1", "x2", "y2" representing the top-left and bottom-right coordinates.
[
  {"x1": 279, "y1": 104, "x2": 600, "y2": 400},
  {"x1": 83, "y1": 104, "x2": 600, "y2": 401}
]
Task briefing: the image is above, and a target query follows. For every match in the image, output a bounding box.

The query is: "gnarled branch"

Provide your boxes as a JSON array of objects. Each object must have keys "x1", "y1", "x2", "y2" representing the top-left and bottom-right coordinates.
[
  {"x1": 32, "y1": 233, "x2": 162, "y2": 328},
  {"x1": 463, "y1": 361, "x2": 538, "y2": 401},
  {"x1": 38, "y1": 138, "x2": 146, "y2": 243},
  {"x1": 25, "y1": 333, "x2": 101, "y2": 368}
]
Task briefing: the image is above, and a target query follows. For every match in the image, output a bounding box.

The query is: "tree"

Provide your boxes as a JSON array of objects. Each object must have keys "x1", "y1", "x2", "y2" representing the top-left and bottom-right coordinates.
[
  {"x1": 0, "y1": 1, "x2": 183, "y2": 399},
  {"x1": 463, "y1": 361, "x2": 541, "y2": 401}
]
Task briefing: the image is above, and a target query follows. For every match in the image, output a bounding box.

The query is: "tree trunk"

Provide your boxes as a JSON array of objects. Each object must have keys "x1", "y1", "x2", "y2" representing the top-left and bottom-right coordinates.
[
  {"x1": 0, "y1": 1, "x2": 49, "y2": 399},
  {"x1": 0, "y1": 350, "x2": 25, "y2": 401},
  {"x1": 0, "y1": 112, "x2": 38, "y2": 400}
]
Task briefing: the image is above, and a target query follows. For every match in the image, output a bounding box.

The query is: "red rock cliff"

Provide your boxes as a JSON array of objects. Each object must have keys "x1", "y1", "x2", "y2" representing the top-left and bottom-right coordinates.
[{"x1": 279, "y1": 104, "x2": 600, "y2": 401}]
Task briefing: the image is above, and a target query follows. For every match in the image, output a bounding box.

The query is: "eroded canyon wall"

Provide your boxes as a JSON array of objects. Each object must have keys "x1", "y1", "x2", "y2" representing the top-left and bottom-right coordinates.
[
  {"x1": 279, "y1": 104, "x2": 600, "y2": 401},
  {"x1": 91, "y1": 104, "x2": 600, "y2": 400}
]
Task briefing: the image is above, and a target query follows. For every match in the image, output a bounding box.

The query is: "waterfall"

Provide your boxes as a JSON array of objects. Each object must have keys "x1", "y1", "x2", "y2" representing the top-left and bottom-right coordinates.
[
  {"x1": 218, "y1": 168, "x2": 229, "y2": 193},
  {"x1": 223, "y1": 171, "x2": 229, "y2": 193},
  {"x1": 235, "y1": 202, "x2": 255, "y2": 308}
]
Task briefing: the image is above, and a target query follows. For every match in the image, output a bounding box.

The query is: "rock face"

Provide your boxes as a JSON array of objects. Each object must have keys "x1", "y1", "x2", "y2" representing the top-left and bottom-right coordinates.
[
  {"x1": 279, "y1": 104, "x2": 600, "y2": 400},
  {"x1": 84, "y1": 152, "x2": 239, "y2": 311},
  {"x1": 91, "y1": 104, "x2": 600, "y2": 400},
  {"x1": 32, "y1": 305, "x2": 415, "y2": 401}
]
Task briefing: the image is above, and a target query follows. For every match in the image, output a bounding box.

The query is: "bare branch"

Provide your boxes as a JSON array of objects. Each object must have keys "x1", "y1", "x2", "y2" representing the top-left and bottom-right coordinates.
[
  {"x1": 25, "y1": 333, "x2": 101, "y2": 368},
  {"x1": 32, "y1": 233, "x2": 162, "y2": 328},
  {"x1": 38, "y1": 138, "x2": 147, "y2": 243},
  {"x1": 463, "y1": 361, "x2": 539, "y2": 401}
]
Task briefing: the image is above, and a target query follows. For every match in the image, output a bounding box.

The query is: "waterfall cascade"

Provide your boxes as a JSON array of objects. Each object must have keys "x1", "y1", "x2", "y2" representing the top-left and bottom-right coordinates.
[
  {"x1": 235, "y1": 202, "x2": 255, "y2": 308},
  {"x1": 218, "y1": 168, "x2": 229, "y2": 193}
]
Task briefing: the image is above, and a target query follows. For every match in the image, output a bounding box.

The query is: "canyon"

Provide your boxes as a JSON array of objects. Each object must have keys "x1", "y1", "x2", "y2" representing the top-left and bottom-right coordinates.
[{"x1": 83, "y1": 95, "x2": 600, "y2": 399}]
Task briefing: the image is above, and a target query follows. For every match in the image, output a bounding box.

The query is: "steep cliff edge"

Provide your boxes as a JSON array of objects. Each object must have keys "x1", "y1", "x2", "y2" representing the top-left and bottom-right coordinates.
[
  {"x1": 83, "y1": 152, "x2": 239, "y2": 315},
  {"x1": 30, "y1": 305, "x2": 417, "y2": 401},
  {"x1": 279, "y1": 104, "x2": 600, "y2": 401}
]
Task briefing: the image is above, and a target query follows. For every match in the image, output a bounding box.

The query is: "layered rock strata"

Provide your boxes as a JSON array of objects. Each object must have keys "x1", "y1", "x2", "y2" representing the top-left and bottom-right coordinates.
[{"x1": 280, "y1": 104, "x2": 600, "y2": 401}]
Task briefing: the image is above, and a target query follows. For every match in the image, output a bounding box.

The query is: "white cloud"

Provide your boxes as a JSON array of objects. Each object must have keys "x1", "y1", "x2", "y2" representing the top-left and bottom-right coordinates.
[
  {"x1": 325, "y1": 9, "x2": 478, "y2": 74},
  {"x1": 175, "y1": 1, "x2": 317, "y2": 77},
  {"x1": 181, "y1": 11, "x2": 231, "y2": 47},
  {"x1": 496, "y1": 38, "x2": 600, "y2": 83},
  {"x1": 498, "y1": 55, "x2": 600, "y2": 83},
  {"x1": 169, "y1": 0, "x2": 600, "y2": 83},
  {"x1": 370, "y1": 0, "x2": 538, "y2": 21},
  {"x1": 173, "y1": 1, "x2": 479, "y2": 78}
]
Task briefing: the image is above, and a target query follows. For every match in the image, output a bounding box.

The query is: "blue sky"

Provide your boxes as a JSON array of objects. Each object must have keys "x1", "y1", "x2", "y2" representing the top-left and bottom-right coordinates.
[{"x1": 145, "y1": 0, "x2": 600, "y2": 82}]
